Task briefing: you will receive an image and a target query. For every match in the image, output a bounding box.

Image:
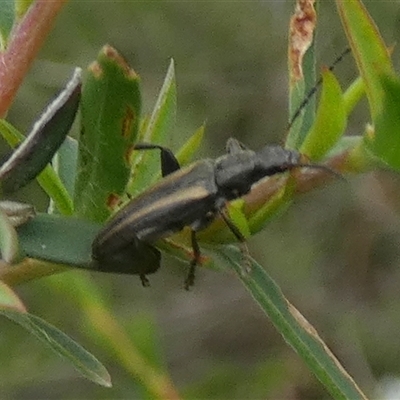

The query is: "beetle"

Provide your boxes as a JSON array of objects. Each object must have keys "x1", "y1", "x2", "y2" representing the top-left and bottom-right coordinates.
[{"x1": 92, "y1": 138, "x2": 337, "y2": 289}]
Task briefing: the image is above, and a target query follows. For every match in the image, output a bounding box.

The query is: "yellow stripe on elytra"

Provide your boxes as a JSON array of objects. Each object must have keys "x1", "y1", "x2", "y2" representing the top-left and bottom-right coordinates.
[{"x1": 100, "y1": 184, "x2": 210, "y2": 244}]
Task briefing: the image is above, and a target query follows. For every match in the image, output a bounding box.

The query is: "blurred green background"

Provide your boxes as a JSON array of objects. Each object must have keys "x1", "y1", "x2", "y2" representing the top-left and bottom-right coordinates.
[{"x1": 3, "y1": 1, "x2": 400, "y2": 398}]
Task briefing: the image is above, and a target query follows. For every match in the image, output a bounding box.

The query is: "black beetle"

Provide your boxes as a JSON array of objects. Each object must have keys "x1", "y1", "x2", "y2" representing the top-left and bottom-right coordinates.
[{"x1": 91, "y1": 138, "x2": 336, "y2": 289}]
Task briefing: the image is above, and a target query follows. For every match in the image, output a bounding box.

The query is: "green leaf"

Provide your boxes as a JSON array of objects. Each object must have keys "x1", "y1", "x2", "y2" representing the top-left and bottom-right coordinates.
[
  {"x1": 0, "y1": 68, "x2": 81, "y2": 195},
  {"x1": 0, "y1": 209, "x2": 19, "y2": 264},
  {"x1": 128, "y1": 59, "x2": 176, "y2": 195},
  {"x1": 286, "y1": 47, "x2": 317, "y2": 150},
  {"x1": 286, "y1": 2, "x2": 317, "y2": 150},
  {"x1": 0, "y1": 280, "x2": 26, "y2": 312},
  {"x1": 227, "y1": 200, "x2": 251, "y2": 239},
  {"x1": 343, "y1": 76, "x2": 364, "y2": 117},
  {"x1": 336, "y1": 0, "x2": 394, "y2": 118},
  {"x1": 246, "y1": 183, "x2": 293, "y2": 236},
  {"x1": 326, "y1": 136, "x2": 363, "y2": 159},
  {"x1": 16, "y1": 213, "x2": 99, "y2": 267},
  {"x1": 1, "y1": 309, "x2": 111, "y2": 387},
  {"x1": 45, "y1": 273, "x2": 176, "y2": 399},
  {"x1": 365, "y1": 75, "x2": 400, "y2": 170},
  {"x1": 49, "y1": 137, "x2": 79, "y2": 213},
  {"x1": 39, "y1": 166, "x2": 74, "y2": 215},
  {"x1": 141, "y1": 59, "x2": 176, "y2": 143},
  {"x1": 75, "y1": 45, "x2": 141, "y2": 222},
  {"x1": 0, "y1": 0, "x2": 15, "y2": 50},
  {"x1": 0, "y1": 119, "x2": 74, "y2": 215},
  {"x1": 175, "y1": 124, "x2": 205, "y2": 166},
  {"x1": 218, "y1": 246, "x2": 368, "y2": 400},
  {"x1": 300, "y1": 70, "x2": 346, "y2": 161},
  {"x1": 16, "y1": 213, "x2": 160, "y2": 278},
  {"x1": 337, "y1": 4, "x2": 400, "y2": 171}
]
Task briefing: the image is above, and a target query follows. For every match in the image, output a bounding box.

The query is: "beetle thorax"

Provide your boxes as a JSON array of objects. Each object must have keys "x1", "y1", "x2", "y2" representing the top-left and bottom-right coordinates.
[
  {"x1": 214, "y1": 145, "x2": 303, "y2": 201},
  {"x1": 214, "y1": 151, "x2": 258, "y2": 199}
]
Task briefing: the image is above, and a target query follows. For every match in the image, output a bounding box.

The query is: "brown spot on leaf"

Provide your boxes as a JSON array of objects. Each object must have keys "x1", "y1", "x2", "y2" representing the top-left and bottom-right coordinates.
[
  {"x1": 288, "y1": 302, "x2": 319, "y2": 336},
  {"x1": 88, "y1": 61, "x2": 103, "y2": 78},
  {"x1": 102, "y1": 45, "x2": 138, "y2": 79},
  {"x1": 125, "y1": 144, "x2": 135, "y2": 165},
  {"x1": 288, "y1": 0, "x2": 317, "y2": 86},
  {"x1": 107, "y1": 193, "x2": 121, "y2": 211},
  {"x1": 121, "y1": 105, "x2": 135, "y2": 139}
]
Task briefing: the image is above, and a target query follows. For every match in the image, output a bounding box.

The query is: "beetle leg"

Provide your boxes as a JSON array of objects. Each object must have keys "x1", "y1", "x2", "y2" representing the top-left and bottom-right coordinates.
[
  {"x1": 185, "y1": 229, "x2": 201, "y2": 290},
  {"x1": 140, "y1": 274, "x2": 151, "y2": 287},
  {"x1": 134, "y1": 143, "x2": 181, "y2": 176},
  {"x1": 218, "y1": 208, "x2": 252, "y2": 275}
]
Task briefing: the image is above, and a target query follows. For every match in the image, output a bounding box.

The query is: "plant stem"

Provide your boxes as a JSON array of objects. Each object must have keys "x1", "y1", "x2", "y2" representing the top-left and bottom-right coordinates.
[{"x1": 0, "y1": 0, "x2": 69, "y2": 117}]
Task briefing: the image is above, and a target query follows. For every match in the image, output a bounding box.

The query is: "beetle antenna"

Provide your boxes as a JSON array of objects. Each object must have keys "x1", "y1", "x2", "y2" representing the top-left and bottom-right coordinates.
[
  {"x1": 287, "y1": 47, "x2": 351, "y2": 131},
  {"x1": 134, "y1": 143, "x2": 181, "y2": 176}
]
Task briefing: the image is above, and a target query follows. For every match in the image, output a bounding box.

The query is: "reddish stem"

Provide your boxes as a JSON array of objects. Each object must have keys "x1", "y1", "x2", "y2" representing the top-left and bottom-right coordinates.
[{"x1": 0, "y1": 0, "x2": 68, "y2": 117}]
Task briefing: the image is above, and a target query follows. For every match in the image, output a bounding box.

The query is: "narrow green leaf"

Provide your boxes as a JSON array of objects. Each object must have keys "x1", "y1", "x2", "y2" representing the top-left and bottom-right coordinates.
[
  {"x1": 0, "y1": 280, "x2": 26, "y2": 312},
  {"x1": 365, "y1": 75, "x2": 400, "y2": 170},
  {"x1": 39, "y1": 166, "x2": 74, "y2": 215},
  {"x1": 0, "y1": 119, "x2": 74, "y2": 215},
  {"x1": 218, "y1": 246, "x2": 368, "y2": 400},
  {"x1": 286, "y1": 46, "x2": 317, "y2": 150},
  {"x1": 53, "y1": 137, "x2": 78, "y2": 199},
  {"x1": 0, "y1": 68, "x2": 81, "y2": 195},
  {"x1": 227, "y1": 200, "x2": 251, "y2": 239},
  {"x1": 141, "y1": 59, "x2": 176, "y2": 143},
  {"x1": 336, "y1": 0, "x2": 394, "y2": 118},
  {"x1": 246, "y1": 183, "x2": 293, "y2": 236},
  {"x1": 45, "y1": 273, "x2": 177, "y2": 399},
  {"x1": 1, "y1": 309, "x2": 112, "y2": 387},
  {"x1": 0, "y1": 119, "x2": 21, "y2": 146},
  {"x1": 48, "y1": 136, "x2": 78, "y2": 214},
  {"x1": 175, "y1": 124, "x2": 205, "y2": 166},
  {"x1": 75, "y1": 45, "x2": 141, "y2": 222},
  {"x1": 286, "y1": 1, "x2": 317, "y2": 149},
  {"x1": 0, "y1": 209, "x2": 19, "y2": 264},
  {"x1": 128, "y1": 59, "x2": 176, "y2": 195},
  {"x1": 343, "y1": 76, "x2": 364, "y2": 118},
  {"x1": 0, "y1": 0, "x2": 15, "y2": 50},
  {"x1": 300, "y1": 70, "x2": 346, "y2": 161}
]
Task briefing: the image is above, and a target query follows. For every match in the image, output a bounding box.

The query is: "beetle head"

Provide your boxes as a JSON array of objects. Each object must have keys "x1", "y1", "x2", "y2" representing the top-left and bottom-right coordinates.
[
  {"x1": 255, "y1": 145, "x2": 302, "y2": 176},
  {"x1": 256, "y1": 145, "x2": 342, "y2": 180}
]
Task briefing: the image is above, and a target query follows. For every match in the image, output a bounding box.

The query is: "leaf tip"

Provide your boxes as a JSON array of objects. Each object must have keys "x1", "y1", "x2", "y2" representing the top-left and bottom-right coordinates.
[
  {"x1": 93, "y1": 371, "x2": 112, "y2": 388},
  {"x1": 101, "y1": 44, "x2": 139, "y2": 79},
  {"x1": 288, "y1": 0, "x2": 317, "y2": 85}
]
